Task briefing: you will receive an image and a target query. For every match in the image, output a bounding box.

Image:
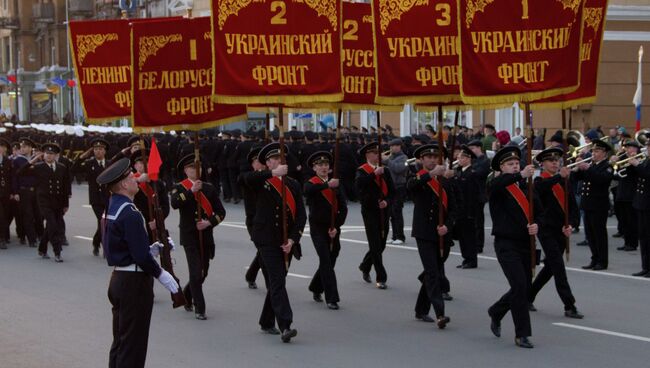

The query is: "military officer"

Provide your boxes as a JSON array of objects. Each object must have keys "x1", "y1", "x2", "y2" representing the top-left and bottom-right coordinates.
[
  {"x1": 467, "y1": 139, "x2": 490, "y2": 253},
  {"x1": 97, "y1": 158, "x2": 179, "y2": 368},
  {"x1": 626, "y1": 133, "x2": 650, "y2": 277},
  {"x1": 17, "y1": 143, "x2": 71, "y2": 262},
  {"x1": 450, "y1": 145, "x2": 480, "y2": 268},
  {"x1": 487, "y1": 146, "x2": 540, "y2": 349},
  {"x1": 0, "y1": 138, "x2": 12, "y2": 248},
  {"x1": 170, "y1": 154, "x2": 226, "y2": 320},
  {"x1": 72, "y1": 138, "x2": 110, "y2": 256},
  {"x1": 304, "y1": 151, "x2": 348, "y2": 310},
  {"x1": 11, "y1": 137, "x2": 40, "y2": 247},
  {"x1": 239, "y1": 144, "x2": 264, "y2": 289},
  {"x1": 244, "y1": 142, "x2": 306, "y2": 343},
  {"x1": 573, "y1": 140, "x2": 614, "y2": 270},
  {"x1": 612, "y1": 140, "x2": 641, "y2": 251},
  {"x1": 528, "y1": 148, "x2": 583, "y2": 319},
  {"x1": 407, "y1": 144, "x2": 456, "y2": 329},
  {"x1": 356, "y1": 141, "x2": 395, "y2": 289},
  {"x1": 130, "y1": 149, "x2": 170, "y2": 242}
]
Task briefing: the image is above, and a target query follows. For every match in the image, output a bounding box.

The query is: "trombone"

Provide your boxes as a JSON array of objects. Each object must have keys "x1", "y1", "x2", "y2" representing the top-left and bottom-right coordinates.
[{"x1": 566, "y1": 157, "x2": 593, "y2": 169}]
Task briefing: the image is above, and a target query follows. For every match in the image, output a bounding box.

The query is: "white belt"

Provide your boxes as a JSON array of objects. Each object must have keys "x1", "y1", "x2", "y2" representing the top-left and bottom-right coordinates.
[{"x1": 114, "y1": 264, "x2": 144, "y2": 272}]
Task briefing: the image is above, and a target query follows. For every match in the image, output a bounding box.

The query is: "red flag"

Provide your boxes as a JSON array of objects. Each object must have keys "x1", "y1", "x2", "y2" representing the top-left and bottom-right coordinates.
[
  {"x1": 148, "y1": 138, "x2": 162, "y2": 181},
  {"x1": 7, "y1": 75, "x2": 16, "y2": 84}
]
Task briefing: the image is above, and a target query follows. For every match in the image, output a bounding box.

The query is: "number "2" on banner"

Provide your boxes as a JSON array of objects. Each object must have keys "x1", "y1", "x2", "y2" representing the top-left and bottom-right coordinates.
[{"x1": 271, "y1": 1, "x2": 287, "y2": 25}]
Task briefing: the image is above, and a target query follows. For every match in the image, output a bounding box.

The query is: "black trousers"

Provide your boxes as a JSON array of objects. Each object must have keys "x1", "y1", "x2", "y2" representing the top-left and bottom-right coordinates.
[
  {"x1": 219, "y1": 168, "x2": 232, "y2": 199},
  {"x1": 456, "y1": 217, "x2": 477, "y2": 266},
  {"x1": 489, "y1": 237, "x2": 532, "y2": 338},
  {"x1": 228, "y1": 168, "x2": 241, "y2": 200},
  {"x1": 530, "y1": 233, "x2": 576, "y2": 310},
  {"x1": 245, "y1": 220, "x2": 260, "y2": 283},
  {"x1": 108, "y1": 271, "x2": 154, "y2": 368},
  {"x1": 19, "y1": 188, "x2": 39, "y2": 243},
  {"x1": 182, "y1": 244, "x2": 210, "y2": 314},
  {"x1": 7, "y1": 197, "x2": 23, "y2": 240},
  {"x1": 359, "y1": 208, "x2": 389, "y2": 283},
  {"x1": 0, "y1": 196, "x2": 9, "y2": 241},
  {"x1": 638, "y1": 210, "x2": 650, "y2": 272},
  {"x1": 475, "y1": 202, "x2": 486, "y2": 250},
  {"x1": 92, "y1": 204, "x2": 105, "y2": 250},
  {"x1": 38, "y1": 207, "x2": 65, "y2": 256},
  {"x1": 256, "y1": 243, "x2": 293, "y2": 331},
  {"x1": 414, "y1": 238, "x2": 448, "y2": 318},
  {"x1": 308, "y1": 225, "x2": 340, "y2": 303},
  {"x1": 389, "y1": 186, "x2": 406, "y2": 241},
  {"x1": 584, "y1": 209, "x2": 609, "y2": 267},
  {"x1": 619, "y1": 201, "x2": 638, "y2": 248}
]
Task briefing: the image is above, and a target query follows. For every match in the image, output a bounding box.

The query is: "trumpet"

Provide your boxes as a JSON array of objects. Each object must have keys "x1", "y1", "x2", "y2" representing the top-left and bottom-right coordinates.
[
  {"x1": 613, "y1": 151, "x2": 648, "y2": 177},
  {"x1": 405, "y1": 157, "x2": 418, "y2": 166},
  {"x1": 382, "y1": 150, "x2": 391, "y2": 156},
  {"x1": 566, "y1": 156, "x2": 593, "y2": 169}
]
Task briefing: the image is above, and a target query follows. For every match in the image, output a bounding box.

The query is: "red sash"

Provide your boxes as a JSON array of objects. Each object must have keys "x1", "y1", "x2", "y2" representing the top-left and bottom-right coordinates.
[
  {"x1": 309, "y1": 176, "x2": 336, "y2": 208},
  {"x1": 134, "y1": 173, "x2": 155, "y2": 199},
  {"x1": 506, "y1": 183, "x2": 530, "y2": 221},
  {"x1": 360, "y1": 163, "x2": 388, "y2": 197},
  {"x1": 267, "y1": 176, "x2": 296, "y2": 220},
  {"x1": 180, "y1": 179, "x2": 214, "y2": 217},
  {"x1": 417, "y1": 169, "x2": 448, "y2": 211},
  {"x1": 540, "y1": 171, "x2": 566, "y2": 214}
]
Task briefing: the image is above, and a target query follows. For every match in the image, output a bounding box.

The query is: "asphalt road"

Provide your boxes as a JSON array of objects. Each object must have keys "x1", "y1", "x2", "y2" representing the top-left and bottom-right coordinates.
[{"x1": 1, "y1": 183, "x2": 649, "y2": 368}]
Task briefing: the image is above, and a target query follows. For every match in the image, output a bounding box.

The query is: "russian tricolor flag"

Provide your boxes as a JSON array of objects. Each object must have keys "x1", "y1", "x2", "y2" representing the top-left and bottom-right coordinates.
[{"x1": 633, "y1": 46, "x2": 644, "y2": 132}]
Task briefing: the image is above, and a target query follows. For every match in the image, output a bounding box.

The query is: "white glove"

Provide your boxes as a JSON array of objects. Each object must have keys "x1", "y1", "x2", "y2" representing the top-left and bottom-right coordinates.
[
  {"x1": 149, "y1": 241, "x2": 163, "y2": 257},
  {"x1": 157, "y1": 270, "x2": 179, "y2": 293},
  {"x1": 166, "y1": 237, "x2": 176, "y2": 252}
]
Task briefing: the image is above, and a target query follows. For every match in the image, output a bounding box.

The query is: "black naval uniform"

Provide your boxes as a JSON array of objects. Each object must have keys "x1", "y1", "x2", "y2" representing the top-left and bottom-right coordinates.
[
  {"x1": 472, "y1": 154, "x2": 490, "y2": 252},
  {"x1": 17, "y1": 160, "x2": 71, "y2": 257},
  {"x1": 451, "y1": 164, "x2": 480, "y2": 267},
  {"x1": 245, "y1": 169, "x2": 306, "y2": 333},
  {"x1": 12, "y1": 154, "x2": 40, "y2": 246},
  {"x1": 356, "y1": 163, "x2": 394, "y2": 284},
  {"x1": 408, "y1": 169, "x2": 457, "y2": 319},
  {"x1": 170, "y1": 179, "x2": 225, "y2": 316},
  {"x1": 573, "y1": 159, "x2": 614, "y2": 269},
  {"x1": 304, "y1": 175, "x2": 348, "y2": 304},
  {"x1": 627, "y1": 160, "x2": 650, "y2": 276},
  {"x1": 487, "y1": 172, "x2": 541, "y2": 340},
  {"x1": 529, "y1": 171, "x2": 580, "y2": 312},
  {"x1": 613, "y1": 164, "x2": 638, "y2": 250},
  {"x1": 73, "y1": 157, "x2": 109, "y2": 254},
  {"x1": 239, "y1": 169, "x2": 262, "y2": 285},
  {"x1": 133, "y1": 175, "x2": 170, "y2": 242},
  {"x1": 0, "y1": 154, "x2": 12, "y2": 245}
]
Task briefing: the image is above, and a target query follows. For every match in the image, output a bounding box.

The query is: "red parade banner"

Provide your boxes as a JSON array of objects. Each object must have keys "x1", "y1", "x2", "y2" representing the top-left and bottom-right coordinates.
[
  {"x1": 458, "y1": 0, "x2": 585, "y2": 105},
  {"x1": 372, "y1": 0, "x2": 461, "y2": 105},
  {"x1": 69, "y1": 18, "x2": 178, "y2": 122},
  {"x1": 211, "y1": 0, "x2": 343, "y2": 105},
  {"x1": 532, "y1": 0, "x2": 608, "y2": 109},
  {"x1": 131, "y1": 17, "x2": 247, "y2": 132}
]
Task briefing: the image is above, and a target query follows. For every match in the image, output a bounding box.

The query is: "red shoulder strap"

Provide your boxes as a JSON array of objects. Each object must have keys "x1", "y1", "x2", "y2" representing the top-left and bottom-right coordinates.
[
  {"x1": 417, "y1": 169, "x2": 447, "y2": 211},
  {"x1": 180, "y1": 179, "x2": 214, "y2": 217},
  {"x1": 267, "y1": 176, "x2": 296, "y2": 220},
  {"x1": 506, "y1": 183, "x2": 530, "y2": 221},
  {"x1": 360, "y1": 163, "x2": 388, "y2": 196},
  {"x1": 540, "y1": 172, "x2": 566, "y2": 213},
  {"x1": 309, "y1": 176, "x2": 336, "y2": 208}
]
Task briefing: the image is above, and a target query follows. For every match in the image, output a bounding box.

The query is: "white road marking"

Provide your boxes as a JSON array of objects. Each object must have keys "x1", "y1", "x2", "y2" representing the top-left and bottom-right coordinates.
[
  {"x1": 224, "y1": 224, "x2": 646, "y2": 282},
  {"x1": 82, "y1": 205, "x2": 92, "y2": 208},
  {"x1": 243, "y1": 266, "x2": 310, "y2": 279},
  {"x1": 553, "y1": 323, "x2": 650, "y2": 343},
  {"x1": 75, "y1": 236, "x2": 93, "y2": 241}
]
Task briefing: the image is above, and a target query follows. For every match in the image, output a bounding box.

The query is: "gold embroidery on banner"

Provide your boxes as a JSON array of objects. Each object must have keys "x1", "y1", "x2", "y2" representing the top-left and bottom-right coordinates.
[
  {"x1": 583, "y1": 7, "x2": 603, "y2": 33},
  {"x1": 217, "y1": 0, "x2": 260, "y2": 31},
  {"x1": 204, "y1": 31, "x2": 213, "y2": 40},
  {"x1": 555, "y1": 0, "x2": 581, "y2": 16},
  {"x1": 362, "y1": 15, "x2": 373, "y2": 24},
  {"x1": 465, "y1": 0, "x2": 495, "y2": 29},
  {"x1": 293, "y1": 0, "x2": 338, "y2": 31},
  {"x1": 378, "y1": 0, "x2": 429, "y2": 35},
  {"x1": 138, "y1": 34, "x2": 183, "y2": 70},
  {"x1": 76, "y1": 33, "x2": 119, "y2": 65}
]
